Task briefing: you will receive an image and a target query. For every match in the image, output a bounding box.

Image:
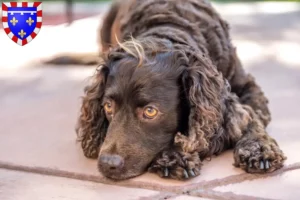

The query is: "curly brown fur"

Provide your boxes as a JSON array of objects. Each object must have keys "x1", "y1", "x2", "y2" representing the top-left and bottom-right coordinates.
[
  {"x1": 76, "y1": 66, "x2": 109, "y2": 158},
  {"x1": 76, "y1": 0, "x2": 286, "y2": 180}
]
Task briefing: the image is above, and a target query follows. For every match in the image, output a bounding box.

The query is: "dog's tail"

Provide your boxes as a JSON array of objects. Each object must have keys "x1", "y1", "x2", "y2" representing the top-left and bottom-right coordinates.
[
  {"x1": 43, "y1": 52, "x2": 102, "y2": 66},
  {"x1": 44, "y1": 0, "x2": 122, "y2": 66}
]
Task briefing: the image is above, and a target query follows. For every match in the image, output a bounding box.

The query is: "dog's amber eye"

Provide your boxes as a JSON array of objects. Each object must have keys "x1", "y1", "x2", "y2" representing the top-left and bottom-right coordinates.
[
  {"x1": 104, "y1": 102, "x2": 113, "y2": 114},
  {"x1": 143, "y1": 106, "x2": 158, "y2": 119}
]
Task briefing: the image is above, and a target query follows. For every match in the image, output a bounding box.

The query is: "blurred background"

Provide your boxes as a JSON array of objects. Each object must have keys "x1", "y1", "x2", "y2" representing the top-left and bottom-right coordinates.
[
  {"x1": 1, "y1": 0, "x2": 300, "y2": 69},
  {"x1": 0, "y1": 1, "x2": 299, "y2": 193}
]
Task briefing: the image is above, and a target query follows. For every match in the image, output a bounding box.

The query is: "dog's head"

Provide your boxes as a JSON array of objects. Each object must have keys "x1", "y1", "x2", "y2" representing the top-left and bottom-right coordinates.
[{"x1": 76, "y1": 39, "x2": 224, "y2": 180}]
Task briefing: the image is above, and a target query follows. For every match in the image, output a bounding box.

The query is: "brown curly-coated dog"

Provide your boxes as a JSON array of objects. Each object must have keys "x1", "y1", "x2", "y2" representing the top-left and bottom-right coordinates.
[{"x1": 76, "y1": 0, "x2": 286, "y2": 180}]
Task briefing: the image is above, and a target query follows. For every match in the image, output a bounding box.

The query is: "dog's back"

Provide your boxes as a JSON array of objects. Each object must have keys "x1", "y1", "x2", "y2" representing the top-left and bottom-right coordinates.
[
  {"x1": 101, "y1": 0, "x2": 235, "y2": 79},
  {"x1": 46, "y1": 0, "x2": 234, "y2": 76}
]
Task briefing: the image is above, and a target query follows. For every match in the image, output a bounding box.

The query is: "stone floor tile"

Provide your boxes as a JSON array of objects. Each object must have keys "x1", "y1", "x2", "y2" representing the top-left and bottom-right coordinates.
[
  {"x1": 0, "y1": 67, "x2": 99, "y2": 175},
  {"x1": 214, "y1": 169, "x2": 300, "y2": 200},
  {"x1": 0, "y1": 169, "x2": 159, "y2": 200}
]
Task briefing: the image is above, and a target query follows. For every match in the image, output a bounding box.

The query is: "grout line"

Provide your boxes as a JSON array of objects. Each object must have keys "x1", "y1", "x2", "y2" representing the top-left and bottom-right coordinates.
[
  {"x1": 0, "y1": 161, "x2": 299, "y2": 195},
  {"x1": 0, "y1": 161, "x2": 182, "y2": 193},
  {"x1": 180, "y1": 162, "x2": 300, "y2": 192}
]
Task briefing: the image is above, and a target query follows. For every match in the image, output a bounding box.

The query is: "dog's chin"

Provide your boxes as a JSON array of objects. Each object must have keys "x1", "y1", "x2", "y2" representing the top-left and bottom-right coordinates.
[{"x1": 99, "y1": 169, "x2": 145, "y2": 181}]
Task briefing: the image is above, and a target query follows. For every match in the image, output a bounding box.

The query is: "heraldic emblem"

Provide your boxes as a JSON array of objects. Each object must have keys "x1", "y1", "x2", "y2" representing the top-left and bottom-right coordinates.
[{"x1": 2, "y1": 2, "x2": 42, "y2": 46}]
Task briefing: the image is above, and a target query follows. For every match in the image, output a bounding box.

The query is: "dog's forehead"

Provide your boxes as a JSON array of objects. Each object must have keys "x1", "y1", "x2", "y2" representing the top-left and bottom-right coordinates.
[
  {"x1": 105, "y1": 60, "x2": 179, "y2": 102},
  {"x1": 108, "y1": 58, "x2": 174, "y2": 85}
]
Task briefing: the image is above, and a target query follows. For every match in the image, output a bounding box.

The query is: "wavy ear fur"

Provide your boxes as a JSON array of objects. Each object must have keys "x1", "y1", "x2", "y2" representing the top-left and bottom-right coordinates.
[
  {"x1": 76, "y1": 65, "x2": 109, "y2": 158},
  {"x1": 175, "y1": 53, "x2": 226, "y2": 157}
]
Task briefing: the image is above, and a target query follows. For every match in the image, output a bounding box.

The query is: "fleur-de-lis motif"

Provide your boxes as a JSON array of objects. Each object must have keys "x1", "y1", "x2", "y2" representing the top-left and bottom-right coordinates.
[
  {"x1": 26, "y1": 17, "x2": 34, "y2": 26},
  {"x1": 18, "y1": 29, "x2": 26, "y2": 38},
  {"x1": 10, "y1": 17, "x2": 18, "y2": 26}
]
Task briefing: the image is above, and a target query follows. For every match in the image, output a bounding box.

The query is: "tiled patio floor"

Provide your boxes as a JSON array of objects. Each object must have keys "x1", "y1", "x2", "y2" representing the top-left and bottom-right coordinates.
[{"x1": 0, "y1": 2, "x2": 300, "y2": 200}]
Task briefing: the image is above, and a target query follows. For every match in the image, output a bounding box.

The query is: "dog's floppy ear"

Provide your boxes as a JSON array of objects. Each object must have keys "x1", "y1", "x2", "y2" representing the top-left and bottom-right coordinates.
[
  {"x1": 176, "y1": 54, "x2": 224, "y2": 156},
  {"x1": 76, "y1": 65, "x2": 109, "y2": 158}
]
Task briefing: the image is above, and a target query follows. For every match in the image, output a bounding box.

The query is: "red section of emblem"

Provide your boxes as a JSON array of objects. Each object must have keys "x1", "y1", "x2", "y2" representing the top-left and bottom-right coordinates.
[
  {"x1": 10, "y1": 2, "x2": 17, "y2": 7},
  {"x1": 22, "y1": 2, "x2": 28, "y2": 7},
  {"x1": 4, "y1": 28, "x2": 10, "y2": 34},
  {"x1": 2, "y1": 16, "x2": 7, "y2": 22},
  {"x1": 37, "y1": 10, "x2": 42, "y2": 17},
  {"x1": 22, "y1": 39, "x2": 28, "y2": 46},
  {"x1": 31, "y1": 32, "x2": 37, "y2": 39},
  {"x1": 33, "y1": 2, "x2": 41, "y2": 7},
  {"x1": 12, "y1": 35, "x2": 18, "y2": 43},
  {"x1": 2, "y1": 3, "x2": 8, "y2": 11},
  {"x1": 36, "y1": 22, "x2": 42, "y2": 28}
]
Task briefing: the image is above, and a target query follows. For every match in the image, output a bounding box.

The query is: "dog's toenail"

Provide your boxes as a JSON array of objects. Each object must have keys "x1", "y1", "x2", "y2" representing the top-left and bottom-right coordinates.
[
  {"x1": 265, "y1": 160, "x2": 270, "y2": 169},
  {"x1": 164, "y1": 168, "x2": 169, "y2": 177},
  {"x1": 240, "y1": 156, "x2": 245, "y2": 162},
  {"x1": 194, "y1": 168, "x2": 200, "y2": 175},
  {"x1": 260, "y1": 160, "x2": 264, "y2": 169},
  {"x1": 183, "y1": 169, "x2": 189, "y2": 179},
  {"x1": 249, "y1": 161, "x2": 253, "y2": 168},
  {"x1": 189, "y1": 169, "x2": 195, "y2": 177}
]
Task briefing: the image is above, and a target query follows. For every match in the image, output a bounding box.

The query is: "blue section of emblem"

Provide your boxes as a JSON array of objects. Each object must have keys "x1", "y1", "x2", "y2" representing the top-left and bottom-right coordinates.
[
  {"x1": 7, "y1": 7, "x2": 37, "y2": 40},
  {"x1": 8, "y1": 7, "x2": 37, "y2": 12}
]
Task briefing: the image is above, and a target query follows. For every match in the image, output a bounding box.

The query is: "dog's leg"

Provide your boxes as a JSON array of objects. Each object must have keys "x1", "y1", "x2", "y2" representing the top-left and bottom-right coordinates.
[
  {"x1": 148, "y1": 144, "x2": 202, "y2": 180},
  {"x1": 228, "y1": 50, "x2": 271, "y2": 127},
  {"x1": 224, "y1": 96, "x2": 286, "y2": 173}
]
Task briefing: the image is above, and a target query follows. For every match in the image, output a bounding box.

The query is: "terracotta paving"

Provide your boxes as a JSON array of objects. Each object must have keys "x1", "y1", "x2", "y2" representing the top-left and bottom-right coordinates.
[
  {"x1": 0, "y1": 169, "x2": 160, "y2": 200},
  {"x1": 0, "y1": 2, "x2": 300, "y2": 200}
]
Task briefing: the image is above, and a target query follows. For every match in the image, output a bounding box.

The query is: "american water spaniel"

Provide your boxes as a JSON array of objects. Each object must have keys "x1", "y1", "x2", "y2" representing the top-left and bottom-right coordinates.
[{"x1": 75, "y1": 0, "x2": 286, "y2": 180}]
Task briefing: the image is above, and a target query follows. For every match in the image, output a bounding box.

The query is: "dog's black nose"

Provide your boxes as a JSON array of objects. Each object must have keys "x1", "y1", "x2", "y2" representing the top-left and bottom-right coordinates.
[{"x1": 99, "y1": 154, "x2": 124, "y2": 170}]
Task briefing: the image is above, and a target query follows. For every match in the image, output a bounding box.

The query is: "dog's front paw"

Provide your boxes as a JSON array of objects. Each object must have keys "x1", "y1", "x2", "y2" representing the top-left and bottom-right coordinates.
[
  {"x1": 148, "y1": 150, "x2": 202, "y2": 180},
  {"x1": 234, "y1": 138, "x2": 286, "y2": 173}
]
